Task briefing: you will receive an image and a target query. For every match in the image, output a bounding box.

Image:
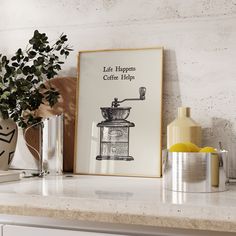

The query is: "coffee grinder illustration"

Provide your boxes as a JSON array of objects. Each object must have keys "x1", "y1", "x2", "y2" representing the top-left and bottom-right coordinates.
[{"x1": 96, "y1": 87, "x2": 146, "y2": 161}]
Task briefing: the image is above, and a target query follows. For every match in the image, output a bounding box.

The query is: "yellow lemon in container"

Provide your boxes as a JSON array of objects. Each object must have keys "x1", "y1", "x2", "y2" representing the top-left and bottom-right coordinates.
[
  {"x1": 169, "y1": 143, "x2": 190, "y2": 152},
  {"x1": 199, "y1": 147, "x2": 217, "y2": 153},
  {"x1": 183, "y1": 142, "x2": 200, "y2": 152}
]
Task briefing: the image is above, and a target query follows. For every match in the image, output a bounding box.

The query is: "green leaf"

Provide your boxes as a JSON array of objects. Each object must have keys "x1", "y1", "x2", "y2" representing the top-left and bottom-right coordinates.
[
  {"x1": 0, "y1": 91, "x2": 10, "y2": 99},
  {"x1": 2, "y1": 56, "x2": 7, "y2": 63},
  {"x1": 30, "y1": 66, "x2": 36, "y2": 74},
  {"x1": 12, "y1": 62, "x2": 19, "y2": 67},
  {"x1": 61, "y1": 35, "x2": 68, "y2": 42},
  {"x1": 56, "y1": 45, "x2": 62, "y2": 51},
  {"x1": 32, "y1": 79, "x2": 38, "y2": 84},
  {"x1": 37, "y1": 56, "x2": 44, "y2": 64},
  {"x1": 23, "y1": 57, "x2": 29, "y2": 62},
  {"x1": 19, "y1": 121, "x2": 27, "y2": 128},
  {"x1": 45, "y1": 89, "x2": 60, "y2": 107},
  {"x1": 33, "y1": 60, "x2": 39, "y2": 66},
  {"x1": 39, "y1": 84, "x2": 46, "y2": 89},
  {"x1": 26, "y1": 75, "x2": 34, "y2": 81},
  {"x1": 34, "y1": 69, "x2": 41, "y2": 76},
  {"x1": 33, "y1": 30, "x2": 40, "y2": 38},
  {"x1": 19, "y1": 102, "x2": 28, "y2": 110},
  {"x1": 16, "y1": 56, "x2": 21, "y2": 63},
  {"x1": 45, "y1": 45, "x2": 51, "y2": 53},
  {"x1": 29, "y1": 38, "x2": 35, "y2": 45},
  {"x1": 16, "y1": 68, "x2": 22, "y2": 74},
  {"x1": 22, "y1": 66, "x2": 31, "y2": 75},
  {"x1": 16, "y1": 48, "x2": 23, "y2": 56},
  {"x1": 28, "y1": 51, "x2": 37, "y2": 59},
  {"x1": 54, "y1": 64, "x2": 61, "y2": 70}
]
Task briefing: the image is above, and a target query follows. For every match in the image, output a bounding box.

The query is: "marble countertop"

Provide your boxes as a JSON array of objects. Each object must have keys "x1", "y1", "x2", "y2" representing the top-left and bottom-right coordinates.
[{"x1": 0, "y1": 175, "x2": 235, "y2": 233}]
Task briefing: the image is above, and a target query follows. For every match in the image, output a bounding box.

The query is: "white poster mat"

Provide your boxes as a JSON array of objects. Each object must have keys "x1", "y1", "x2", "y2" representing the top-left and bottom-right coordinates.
[{"x1": 75, "y1": 48, "x2": 163, "y2": 177}]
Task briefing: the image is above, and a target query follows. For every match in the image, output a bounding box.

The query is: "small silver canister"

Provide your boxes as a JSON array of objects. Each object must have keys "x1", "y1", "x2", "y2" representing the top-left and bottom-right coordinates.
[{"x1": 162, "y1": 150, "x2": 228, "y2": 192}]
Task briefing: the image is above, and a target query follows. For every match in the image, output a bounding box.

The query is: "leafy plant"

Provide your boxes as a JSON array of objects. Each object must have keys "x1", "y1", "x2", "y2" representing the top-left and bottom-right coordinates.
[{"x1": 0, "y1": 30, "x2": 72, "y2": 128}]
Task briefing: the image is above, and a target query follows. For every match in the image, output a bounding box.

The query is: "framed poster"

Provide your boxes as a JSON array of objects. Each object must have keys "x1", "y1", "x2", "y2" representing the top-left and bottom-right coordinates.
[{"x1": 75, "y1": 47, "x2": 163, "y2": 177}]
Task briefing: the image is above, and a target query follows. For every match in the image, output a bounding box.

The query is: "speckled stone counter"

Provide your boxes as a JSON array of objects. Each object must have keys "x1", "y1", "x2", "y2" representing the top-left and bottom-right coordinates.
[{"x1": 0, "y1": 175, "x2": 235, "y2": 233}]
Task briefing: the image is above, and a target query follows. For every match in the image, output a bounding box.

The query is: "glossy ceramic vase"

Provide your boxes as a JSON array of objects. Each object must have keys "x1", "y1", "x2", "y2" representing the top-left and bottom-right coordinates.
[
  {"x1": 0, "y1": 117, "x2": 18, "y2": 170},
  {"x1": 167, "y1": 107, "x2": 202, "y2": 148}
]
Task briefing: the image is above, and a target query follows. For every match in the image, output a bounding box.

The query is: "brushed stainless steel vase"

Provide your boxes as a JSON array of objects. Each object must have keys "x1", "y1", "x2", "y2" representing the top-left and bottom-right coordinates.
[{"x1": 162, "y1": 150, "x2": 228, "y2": 193}]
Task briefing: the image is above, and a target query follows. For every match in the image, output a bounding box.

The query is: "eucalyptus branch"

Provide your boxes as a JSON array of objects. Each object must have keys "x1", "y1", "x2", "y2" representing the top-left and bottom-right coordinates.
[{"x1": 0, "y1": 30, "x2": 72, "y2": 128}]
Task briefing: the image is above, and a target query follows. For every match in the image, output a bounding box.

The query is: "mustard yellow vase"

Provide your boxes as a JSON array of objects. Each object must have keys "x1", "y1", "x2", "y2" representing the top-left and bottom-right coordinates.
[{"x1": 167, "y1": 107, "x2": 202, "y2": 148}]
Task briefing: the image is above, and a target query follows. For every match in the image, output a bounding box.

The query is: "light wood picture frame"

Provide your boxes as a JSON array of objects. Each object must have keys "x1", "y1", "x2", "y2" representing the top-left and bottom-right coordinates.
[{"x1": 74, "y1": 47, "x2": 163, "y2": 177}]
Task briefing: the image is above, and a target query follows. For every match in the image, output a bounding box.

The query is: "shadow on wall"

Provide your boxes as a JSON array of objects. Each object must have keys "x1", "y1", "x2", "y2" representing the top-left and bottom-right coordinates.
[
  {"x1": 202, "y1": 117, "x2": 236, "y2": 178},
  {"x1": 162, "y1": 49, "x2": 182, "y2": 149}
]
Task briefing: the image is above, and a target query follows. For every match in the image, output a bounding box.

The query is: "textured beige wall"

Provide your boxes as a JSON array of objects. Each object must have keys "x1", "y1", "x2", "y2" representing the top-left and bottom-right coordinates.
[{"x1": 1, "y1": 0, "x2": 236, "y2": 176}]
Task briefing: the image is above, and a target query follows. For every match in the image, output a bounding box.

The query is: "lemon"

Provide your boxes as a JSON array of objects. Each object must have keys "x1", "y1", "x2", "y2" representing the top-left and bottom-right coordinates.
[
  {"x1": 199, "y1": 146, "x2": 217, "y2": 153},
  {"x1": 169, "y1": 143, "x2": 190, "y2": 152},
  {"x1": 183, "y1": 142, "x2": 200, "y2": 152}
]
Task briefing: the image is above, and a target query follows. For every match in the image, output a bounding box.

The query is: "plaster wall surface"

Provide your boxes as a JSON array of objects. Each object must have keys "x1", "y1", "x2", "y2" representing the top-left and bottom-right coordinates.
[{"x1": 0, "y1": 0, "x2": 236, "y2": 176}]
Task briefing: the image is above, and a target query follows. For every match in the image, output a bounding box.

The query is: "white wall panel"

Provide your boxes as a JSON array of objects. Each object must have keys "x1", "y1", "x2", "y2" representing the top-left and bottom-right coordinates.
[{"x1": 1, "y1": 0, "x2": 236, "y2": 175}]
